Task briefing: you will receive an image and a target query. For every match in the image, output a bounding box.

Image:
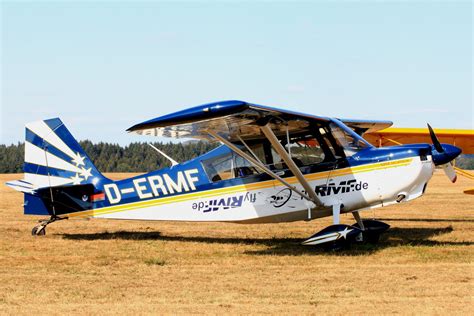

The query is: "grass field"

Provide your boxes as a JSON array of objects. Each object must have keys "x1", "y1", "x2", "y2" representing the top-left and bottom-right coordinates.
[{"x1": 1, "y1": 171, "x2": 473, "y2": 314}]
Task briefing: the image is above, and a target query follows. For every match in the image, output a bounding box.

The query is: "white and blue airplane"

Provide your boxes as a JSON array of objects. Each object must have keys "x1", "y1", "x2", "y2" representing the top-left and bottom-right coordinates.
[{"x1": 6, "y1": 100, "x2": 469, "y2": 248}]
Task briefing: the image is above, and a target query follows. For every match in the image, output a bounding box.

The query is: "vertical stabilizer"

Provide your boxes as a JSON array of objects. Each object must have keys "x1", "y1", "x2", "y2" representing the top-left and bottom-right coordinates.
[{"x1": 7, "y1": 118, "x2": 106, "y2": 193}]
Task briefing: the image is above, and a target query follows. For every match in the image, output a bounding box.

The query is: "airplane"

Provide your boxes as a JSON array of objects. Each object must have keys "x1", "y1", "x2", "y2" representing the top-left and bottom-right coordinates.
[{"x1": 6, "y1": 100, "x2": 474, "y2": 249}]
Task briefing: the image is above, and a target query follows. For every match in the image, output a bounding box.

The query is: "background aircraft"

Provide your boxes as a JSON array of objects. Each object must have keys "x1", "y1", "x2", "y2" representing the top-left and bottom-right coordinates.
[{"x1": 364, "y1": 127, "x2": 474, "y2": 194}]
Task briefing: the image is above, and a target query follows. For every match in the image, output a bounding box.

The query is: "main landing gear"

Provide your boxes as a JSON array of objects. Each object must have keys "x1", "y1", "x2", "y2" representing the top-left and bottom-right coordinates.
[
  {"x1": 31, "y1": 216, "x2": 67, "y2": 236},
  {"x1": 302, "y1": 206, "x2": 390, "y2": 250}
]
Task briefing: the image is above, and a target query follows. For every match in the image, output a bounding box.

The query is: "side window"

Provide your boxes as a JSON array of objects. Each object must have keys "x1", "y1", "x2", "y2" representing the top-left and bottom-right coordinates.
[
  {"x1": 202, "y1": 153, "x2": 234, "y2": 182},
  {"x1": 233, "y1": 154, "x2": 259, "y2": 178},
  {"x1": 265, "y1": 133, "x2": 330, "y2": 170},
  {"x1": 202, "y1": 146, "x2": 262, "y2": 182},
  {"x1": 249, "y1": 143, "x2": 266, "y2": 164},
  {"x1": 286, "y1": 137, "x2": 325, "y2": 165},
  {"x1": 269, "y1": 148, "x2": 283, "y2": 170},
  {"x1": 263, "y1": 133, "x2": 328, "y2": 171}
]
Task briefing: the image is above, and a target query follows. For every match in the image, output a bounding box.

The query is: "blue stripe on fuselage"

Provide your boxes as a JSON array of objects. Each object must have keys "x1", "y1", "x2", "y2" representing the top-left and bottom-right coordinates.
[{"x1": 347, "y1": 144, "x2": 431, "y2": 167}]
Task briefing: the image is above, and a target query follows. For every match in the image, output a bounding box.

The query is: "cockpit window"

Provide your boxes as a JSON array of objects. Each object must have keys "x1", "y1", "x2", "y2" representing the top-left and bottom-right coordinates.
[
  {"x1": 202, "y1": 120, "x2": 370, "y2": 182},
  {"x1": 284, "y1": 135, "x2": 325, "y2": 166},
  {"x1": 267, "y1": 131, "x2": 333, "y2": 170},
  {"x1": 233, "y1": 153, "x2": 259, "y2": 178},
  {"x1": 202, "y1": 148, "x2": 260, "y2": 182},
  {"x1": 202, "y1": 152, "x2": 234, "y2": 182}
]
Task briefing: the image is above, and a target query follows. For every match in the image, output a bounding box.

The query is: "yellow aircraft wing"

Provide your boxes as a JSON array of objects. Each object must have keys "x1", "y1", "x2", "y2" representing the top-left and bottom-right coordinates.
[
  {"x1": 365, "y1": 127, "x2": 474, "y2": 154},
  {"x1": 365, "y1": 127, "x2": 474, "y2": 194}
]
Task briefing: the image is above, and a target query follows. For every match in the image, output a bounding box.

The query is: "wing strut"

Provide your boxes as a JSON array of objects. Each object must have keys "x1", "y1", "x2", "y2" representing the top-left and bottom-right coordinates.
[
  {"x1": 260, "y1": 124, "x2": 324, "y2": 207},
  {"x1": 148, "y1": 143, "x2": 179, "y2": 166},
  {"x1": 207, "y1": 130, "x2": 315, "y2": 204}
]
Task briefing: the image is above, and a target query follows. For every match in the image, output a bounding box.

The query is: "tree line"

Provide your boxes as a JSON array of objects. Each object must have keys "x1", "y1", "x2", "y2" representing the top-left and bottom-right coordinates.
[
  {"x1": 0, "y1": 141, "x2": 473, "y2": 173},
  {"x1": 0, "y1": 141, "x2": 218, "y2": 173}
]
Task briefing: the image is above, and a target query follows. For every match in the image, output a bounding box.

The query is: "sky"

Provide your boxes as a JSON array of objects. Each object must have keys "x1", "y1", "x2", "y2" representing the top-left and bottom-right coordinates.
[{"x1": 1, "y1": 0, "x2": 472, "y2": 145}]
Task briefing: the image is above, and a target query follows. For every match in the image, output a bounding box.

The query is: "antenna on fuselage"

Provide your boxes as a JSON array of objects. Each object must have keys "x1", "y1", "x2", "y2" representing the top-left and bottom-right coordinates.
[{"x1": 148, "y1": 143, "x2": 179, "y2": 167}]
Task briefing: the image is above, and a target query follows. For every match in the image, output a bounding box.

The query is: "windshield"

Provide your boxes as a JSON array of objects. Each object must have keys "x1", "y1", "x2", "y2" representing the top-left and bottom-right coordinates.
[{"x1": 329, "y1": 122, "x2": 370, "y2": 157}]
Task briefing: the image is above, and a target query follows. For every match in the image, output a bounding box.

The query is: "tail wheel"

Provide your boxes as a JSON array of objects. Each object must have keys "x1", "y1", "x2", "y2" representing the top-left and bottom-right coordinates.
[{"x1": 32, "y1": 226, "x2": 46, "y2": 236}]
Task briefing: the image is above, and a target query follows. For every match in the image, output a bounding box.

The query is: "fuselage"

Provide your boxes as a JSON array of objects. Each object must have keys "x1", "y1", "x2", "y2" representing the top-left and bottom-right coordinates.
[{"x1": 63, "y1": 143, "x2": 435, "y2": 223}]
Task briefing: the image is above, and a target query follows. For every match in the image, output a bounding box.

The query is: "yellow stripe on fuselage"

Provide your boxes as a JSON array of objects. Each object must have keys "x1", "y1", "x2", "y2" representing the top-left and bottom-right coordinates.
[{"x1": 66, "y1": 157, "x2": 414, "y2": 219}]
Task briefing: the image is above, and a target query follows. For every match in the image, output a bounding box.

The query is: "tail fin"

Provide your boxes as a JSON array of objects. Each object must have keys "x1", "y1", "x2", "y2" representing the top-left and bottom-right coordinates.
[
  {"x1": 7, "y1": 117, "x2": 106, "y2": 193},
  {"x1": 6, "y1": 118, "x2": 110, "y2": 216}
]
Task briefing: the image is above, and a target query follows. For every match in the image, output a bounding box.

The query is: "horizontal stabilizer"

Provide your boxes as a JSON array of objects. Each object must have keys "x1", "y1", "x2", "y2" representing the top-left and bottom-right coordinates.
[{"x1": 5, "y1": 180, "x2": 36, "y2": 194}]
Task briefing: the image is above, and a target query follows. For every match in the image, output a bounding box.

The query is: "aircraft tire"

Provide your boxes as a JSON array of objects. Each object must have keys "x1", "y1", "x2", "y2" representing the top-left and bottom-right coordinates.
[
  {"x1": 352, "y1": 219, "x2": 390, "y2": 244},
  {"x1": 32, "y1": 226, "x2": 46, "y2": 236}
]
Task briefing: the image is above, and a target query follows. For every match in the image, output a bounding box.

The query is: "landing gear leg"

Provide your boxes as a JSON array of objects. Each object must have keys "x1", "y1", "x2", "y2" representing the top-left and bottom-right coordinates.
[
  {"x1": 332, "y1": 203, "x2": 341, "y2": 225},
  {"x1": 352, "y1": 211, "x2": 365, "y2": 242},
  {"x1": 31, "y1": 216, "x2": 67, "y2": 236},
  {"x1": 352, "y1": 211, "x2": 365, "y2": 230}
]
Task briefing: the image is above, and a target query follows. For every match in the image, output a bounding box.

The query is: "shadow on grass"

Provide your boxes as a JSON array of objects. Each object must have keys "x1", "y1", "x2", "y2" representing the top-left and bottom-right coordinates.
[
  {"x1": 60, "y1": 225, "x2": 472, "y2": 256},
  {"x1": 246, "y1": 226, "x2": 474, "y2": 256}
]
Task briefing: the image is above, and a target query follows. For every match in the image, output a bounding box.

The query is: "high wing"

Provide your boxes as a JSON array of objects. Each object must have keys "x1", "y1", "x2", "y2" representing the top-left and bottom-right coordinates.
[
  {"x1": 339, "y1": 119, "x2": 393, "y2": 135},
  {"x1": 364, "y1": 127, "x2": 474, "y2": 154},
  {"x1": 127, "y1": 100, "x2": 392, "y2": 142},
  {"x1": 127, "y1": 100, "x2": 328, "y2": 141}
]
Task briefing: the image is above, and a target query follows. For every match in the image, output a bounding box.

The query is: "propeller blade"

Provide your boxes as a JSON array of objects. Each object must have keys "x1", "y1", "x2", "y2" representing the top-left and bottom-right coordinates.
[
  {"x1": 427, "y1": 124, "x2": 461, "y2": 183},
  {"x1": 427, "y1": 123, "x2": 444, "y2": 153},
  {"x1": 441, "y1": 162, "x2": 457, "y2": 183}
]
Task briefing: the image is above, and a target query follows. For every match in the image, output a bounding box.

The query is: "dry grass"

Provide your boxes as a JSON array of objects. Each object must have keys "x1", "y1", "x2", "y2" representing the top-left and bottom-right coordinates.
[{"x1": 0, "y1": 171, "x2": 473, "y2": 314}]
